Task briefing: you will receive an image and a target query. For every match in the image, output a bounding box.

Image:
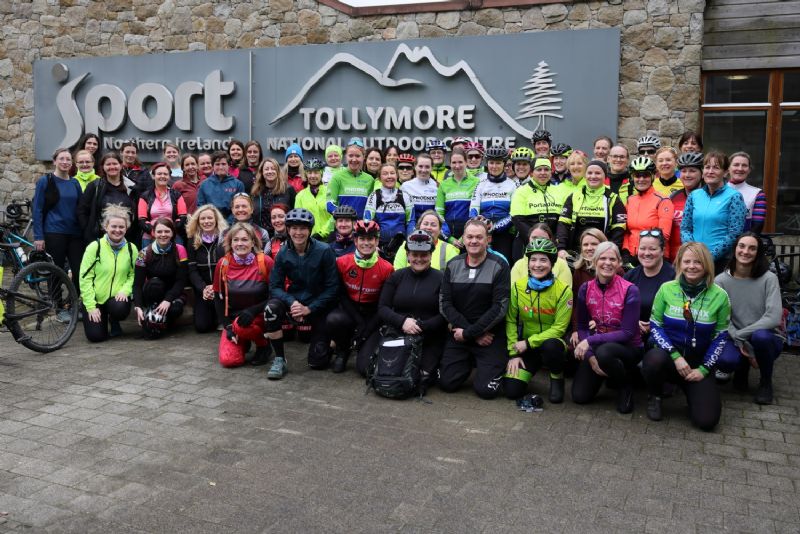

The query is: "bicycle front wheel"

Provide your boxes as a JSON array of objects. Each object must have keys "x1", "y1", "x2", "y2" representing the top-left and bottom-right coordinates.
[{"x1": 5, "y1": 261, "x2": 78, "y2": 353}]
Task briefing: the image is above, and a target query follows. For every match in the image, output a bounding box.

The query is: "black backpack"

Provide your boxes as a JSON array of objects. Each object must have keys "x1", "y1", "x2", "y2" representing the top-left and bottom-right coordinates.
[{"x1": 366, "y1": 326, "x2": 424, "y2": 400}]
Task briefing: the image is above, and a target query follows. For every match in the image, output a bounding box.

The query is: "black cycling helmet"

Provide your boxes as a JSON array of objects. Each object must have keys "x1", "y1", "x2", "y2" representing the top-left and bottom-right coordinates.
[
  {"x1": 677, "y1": 151, "x2": 704, "y2": 170},
  {"x1": 531, "y1": 129, "x2": 552, "y2": 144},
  {"x1": 551, "y1": 143, "x2": 573, "y2": 157},
  {"x1": 285, "y1": 208, "x2": 315, "y2": 228},
  {"x1": 405, "y1": 230, "x2": 435, "y2": 253},
  {"x1": 485, "y1": 146, "x2": 508, "y2": 161},
  {"x1": 525, "y1": 238, "x2": 558, "y2": 264},
  {"x1": 305, "y1": 158, "x2": 325, "y2": 171},
  {"x1": 332, "y1": 205, "x2": 358, "y2": 220},
  {"x1": 629, "y1": 156, "x2": 656, "y2": 175}
]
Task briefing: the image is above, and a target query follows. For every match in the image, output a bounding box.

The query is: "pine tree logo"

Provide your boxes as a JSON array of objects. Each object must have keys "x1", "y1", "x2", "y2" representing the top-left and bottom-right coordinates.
[{"x1": 517, "y1": 61, "x2": 563, "y2": 131}]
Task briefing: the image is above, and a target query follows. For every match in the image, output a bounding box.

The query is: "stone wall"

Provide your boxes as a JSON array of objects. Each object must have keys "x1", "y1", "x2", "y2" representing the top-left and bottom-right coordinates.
[{"x1": 0, "y1": 0, "x2": 705, "y2": 202}]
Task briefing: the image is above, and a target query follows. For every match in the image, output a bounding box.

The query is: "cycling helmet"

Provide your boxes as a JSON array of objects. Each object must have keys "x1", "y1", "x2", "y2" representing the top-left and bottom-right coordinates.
[
  {"x1": 305, "y1": 158, "x2": 325, "y2": 171},
  {"x1": 285, "y1": 208, "x2": 315, "y2": 227},
  {"x1": 485, "y1": 146, "x2": 508, "y2": 161},
  {"x1": 531, "y1": 129, "x2": 552, "y2": 144},
  {"x1": 142, "y1": 305, "x2": 168, "y2": 337},
  {"x1": 551, "y1": 143, "x2": 573, "y2": 157},
  {"x1": 636, "y1": 134, "x2": 661, "y2": 150},
  {"x1": 525, "y1": 238, "x2": 558, "y2": 264},
  {"x1": 511, "y1": 147, "x2": 535, "y2": 163},
  {"x1": 464, "y1": 141, "x2": 485, "y2": 156},
  {"x1": 405, "y1": 230, "x2": 435, "y2": 253},
  {"x1": 426, "y1": 138, "x2": 447, "y2": 152},
  {"x1": 451, "y1": 136, "x2": 469, "y2": 147},
  {"x1": 332, "y1": 205, "x2": 358, "y2": 220},
  {"x1": 353, "y1": 219, "x2": 380, "y2": 237},
  {"x1": 397, "y1": 153, "x2": 416, "y2": 165},
  {"x1": 629, "y1": 156, "x2": 656, "y2": 175},
  {"x1": 677, "y1": 151, "x2": 704, "y2": 170}
]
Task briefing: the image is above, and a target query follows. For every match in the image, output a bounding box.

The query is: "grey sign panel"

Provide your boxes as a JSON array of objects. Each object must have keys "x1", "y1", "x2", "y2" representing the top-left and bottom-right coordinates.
[{"x1": 33, "y1": 29, "x2": 620, "y2": 161}]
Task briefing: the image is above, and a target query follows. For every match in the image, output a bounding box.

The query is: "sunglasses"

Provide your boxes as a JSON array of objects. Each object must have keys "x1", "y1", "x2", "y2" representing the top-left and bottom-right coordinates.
[
  {"x1": 467, "y1": 154, "x2": 482, "y2": 160},
  {"x1": 639, "y1": 149, "x2": 657, "y2": 156},
  {"x1": 232, "y1": 192, "x2": 251, "y2": 199},
  {"x1": 639, "y1": 229, "x2": 663, "y2": 237},
  {"x1": 398, "y1": 166, "x2": 413, "y2": 171},
  {"x1": 633, "y1": 172, "x2": 653, "y2": 179},
  {"x1": 347, "y1": 138, "x2": 365, "y2": 148}
]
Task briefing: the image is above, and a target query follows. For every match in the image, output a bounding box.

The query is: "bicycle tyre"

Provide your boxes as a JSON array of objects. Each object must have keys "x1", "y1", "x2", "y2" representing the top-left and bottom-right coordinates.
[{"x1": 5, "y1": 261, "x2": 78, "y2": 353}]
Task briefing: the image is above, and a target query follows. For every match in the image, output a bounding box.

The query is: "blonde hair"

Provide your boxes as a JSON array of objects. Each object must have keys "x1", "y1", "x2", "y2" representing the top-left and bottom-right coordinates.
[
  {"x1": 592, "y1": 241, "x2": 621, "y2": 265},
  {"x1": 223, "y1": 222, "x2": 262, "y2": 255},
  {"x1": 655, "y1": 146, "x2": 678, "y2": 160},
  {"x1": 253, "y1": 157, "x2": 288, "y2": 196},
  {"x1": 566, "y1": 151, "x2": 589, "y2": 178},
  {"x1": 101, "y1": 204, "x2": 131, "y2": 229},
  {"x1": 573, "y1": 228, "x2": 607, "y2": 271},
  {"x1": 74, "y1": 149, "x2": 94, "y2": 164},
  {"x1": 186, "y1": 204, "x2": 228, "y2": 249},
  {"x1": 674, "y1": 242, "x2": 716, "y2": 287}
]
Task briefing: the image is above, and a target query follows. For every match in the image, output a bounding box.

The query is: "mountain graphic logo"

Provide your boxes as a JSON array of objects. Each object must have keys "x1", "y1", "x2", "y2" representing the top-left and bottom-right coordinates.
[{"x1": 270, "y1": 43, "x2": 563, "y2": 138}]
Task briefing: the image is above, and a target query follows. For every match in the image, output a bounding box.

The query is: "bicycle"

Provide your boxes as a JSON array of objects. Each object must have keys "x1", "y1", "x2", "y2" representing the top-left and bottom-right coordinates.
[{"x1": 1, "y1": 199, "x2": 35, "y2": 275}]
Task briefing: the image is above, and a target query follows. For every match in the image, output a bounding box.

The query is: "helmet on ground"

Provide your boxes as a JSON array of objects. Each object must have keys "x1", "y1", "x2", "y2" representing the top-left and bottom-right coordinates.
[
  {"x1": 142, "y1": 305, "x2": 168, "y2": 338},
  {"x1": 305, "y1": 158, "x2": 325, "y2": 171},
  {"x1": 551, "y1": 143, "x2": 573, "y2": 157},
  {"x1": 629, "y1": 156, "x2": 656, "y2": 174},
  {"x1": 677, "y1": 151, "x2": 704, "y2": 170},
  {"x1": 397, "y1": 153, "x2": 416, "y2": 165},
  {"x1": 285, "y1": 208, "x2": 315, "y2": 228},
  {"x1": 525, "y1": 238, "x2": 558, "y2": 264},
  {"x1": 464, "y1": 141, "x2": 485, "y2": 156},
  {"x1": 353, "y1": 220, "x2": 380, "y2": 237},
  {"x1": 405, "y1": 230, "x2": 435, "y2": 253},
  {"x1": 531, "y1": 130, "x2": 552, "y2": 144},
  {"x1": 426, "y1": 138, "x2": 447, "y2": 152},
  {"x1": 636, "y1": 134, "x2": 661, "y2": 150},
  {"x1": 511, "y1": 147, "x2": 535, "y2": 163},
  {"x1": 485, "y1": 146, "x2": 508, "y2": 161},
  {"x1": 332, "y1": 205, "x2": 358, "y2": 220}
]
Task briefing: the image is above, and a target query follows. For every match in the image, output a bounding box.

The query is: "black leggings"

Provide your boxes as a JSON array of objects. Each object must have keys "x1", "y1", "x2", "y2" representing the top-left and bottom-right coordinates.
[
  {"x1": 572, "y1": 342, "x2": 641, "y2": 404},
  {"x1": 439, "y1": 334, "x2": 507, "y2": 399},
  {"x1": 264, "y1": 298, "x2": 330, "y2": 368},
  {"x1": 44, "y1": 233, "x2": 83, "y2": 296},
  {"x1": 503, "y1": 338, "x2": 565, "y2": 400},
  {"x1": 192, "y1": 289, "x2": 218, "y2": 333},
  {"x1": 641, "y1": 348, "x2": 721, "y2": 431},
  {"x1": 82, "y1": 299, "x2": 131, "y2": 343},
  {"x1": 491, "y1": 231, "x2": 514, "y2": 264}
]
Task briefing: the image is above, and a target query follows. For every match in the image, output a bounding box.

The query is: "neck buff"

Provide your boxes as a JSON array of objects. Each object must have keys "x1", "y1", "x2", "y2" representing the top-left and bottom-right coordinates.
[
  {"x1": 201, "y1": 232, "x2": 217, "y2": 244},
  {"x1": 487, "y1": 172, "x2": 506, "y2": 184},
  {"x1": 679, "y1": 274, "x2": 707, "y2": 298},
  {"x1": 527, "y1": 272, "x2": 554, "y2": 291},
  {"x1": 105, "y1": 234, "x2": 126, "y2": 253},
  {"x1": 309, "y1": 184, "x2": 320, "y2": 196},
  {"x1": 233, "y1": 252, "x2": 255, "y2": 266},
  {"x1": 75, "y1": 170, "x2": 98, "y2": 183},
  {"x1": 354, "y1": 249, "x2": 378, "y2": 269},
  {"x1": 151, "y1": 241, "x2": 173, "y2": 255}
]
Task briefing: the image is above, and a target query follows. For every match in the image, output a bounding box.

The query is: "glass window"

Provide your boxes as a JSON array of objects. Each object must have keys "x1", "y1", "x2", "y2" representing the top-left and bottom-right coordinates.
[
  {"x1": 702, "y1": 110, "x2": 766, "y2": 188},
  {"x1": 783, "y1": 72, "x2": 800, "y2": 103},
  {"x1": 704, "y1": 73, "x2": 770, "y2": 104},
  {"x1": 776, "y1": 109, "x2": 800, "y2": 233}
]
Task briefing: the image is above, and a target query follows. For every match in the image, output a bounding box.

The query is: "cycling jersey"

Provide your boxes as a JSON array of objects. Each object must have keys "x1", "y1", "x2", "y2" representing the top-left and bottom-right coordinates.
[
  {"x1": 557, "y1": 185, "x2": 626, "y2": 251},
  {"x1": 364, "y1": 187, "x2": 408, "y2": 244},
  {"x1": 295, "y1": 184, "x2": 332, "y2": 239},
  {"x1": 436, "y1": 173, "x2": 479, "y2": 240},
  {"x1": 335, "y1": 253, "x2": 394, "y2": 305},
  {"x1": 469, "y1": 173, "x2": 517, "y2": 234},
  {"x1": 623, "y1": 187, "x2": 674, "y2": 258},
  {"x1": 326, "y1": 167, "x2": 375, "y2": 218},
  {"x1": 431, "y1": 163, "x2": 449, "y2": 183},
  {"x1": 505, "y1": 276, "x2": 572, "y2": 353},
  {"x1": 509, "y1": 180, "x2": 564, "y2": 239},
  {"x1": 668, "y1": 188, "x2": 690, "y2": 261},
  {"x1": 649, "y1": 280, "x2": 731, "y2": 376},
  {"x1": 400, "y1": 177, "x2": 439, "y2": 235},
  {"x1": 653, "y1": 174, "x2": 683, "y2": 198}
]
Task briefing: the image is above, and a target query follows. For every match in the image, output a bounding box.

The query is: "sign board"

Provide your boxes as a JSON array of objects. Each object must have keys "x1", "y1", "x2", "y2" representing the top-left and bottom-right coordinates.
[{"x1": 33, "y1": 30, "x2": 620, "y2": 160}]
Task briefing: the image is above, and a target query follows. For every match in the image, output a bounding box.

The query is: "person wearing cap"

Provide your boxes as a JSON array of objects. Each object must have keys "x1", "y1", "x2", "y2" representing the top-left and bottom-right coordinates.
[
  {"x1": 322, "y1": 144, "x2": 343, "y2": 185},
  {"x1": 469, "y1": 146, "x2": 518, "y2": 262},
  {"x1": 295, "y1": 158, "x2": 331, "y2": 240},
  {"x1": 556, "y1": 159, "x2": 626, "y2": 255},
  {"x1": 328, "y1": 205, "x2": 358, "y2": 258},
  {"x1": 504, "y1": 238, "x2": 572, "y2": 403},
  {"x1": 365, "y1": 163, "x2": 409, "y2": 259},
  {"x1": 373, "y1": 229, "x2": 448, "y2": 387},
  {"x1": 284, "y1": 143, "x2": 306, "y2": 193},
  {"x1": 326, "y1": 220, "x2": 394, "y2": 373},
  {"x1": 327, "y1": 138, "x2": 375, "y2": 223},
  {"x1": 263, "y1": 208, "x2": 339, "y2": 378},
  {"x1": 439, "y1": 217, "x2": 511, "y2": 399},
  {"x1": 510, "y1": 156, "x2": 564, "y2": 262}
]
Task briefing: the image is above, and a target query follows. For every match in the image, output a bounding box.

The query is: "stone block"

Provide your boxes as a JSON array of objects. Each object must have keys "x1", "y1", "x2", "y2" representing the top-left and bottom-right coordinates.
[
  {"x1": 396, "y1": 20, "x2": 419, "y2": 39},
  {"x1": 648, "y1": 66, "x2": 675, "y2": 95},
  {"x1": 542, "y1": 3, "x2": 568, "y2": 23},
  {"x1": 457, "y1": 21, "x2": 486, "y2": 36},
  {"x1": 597, "y1": 5, "x2": 623, "y2": 26},
  {"x1": 436, "y1": 11, "x2": 459, "y2": 30},
  {"x1": 668, "y1": 84, "x2": 698, "y2": 111},
  {"x1": 568, "y1": 3, "x2": 591, "y2": 21},
  {"x1": 475, "y1": 9, "x2": 504, "y2": 28},
  {"x1": 648, "y1": 0, "x2": 670, "y2": 16},
  {"x1": 658, "y1": 118, "x2": 684, "y2": 137},
  {"x1": 0, "y1": 59, "x2": 12, "y2": 78},
  {"x1": 623, "y1": 9, "x2": 647, "y2": 26},
  {"x1": 641, "y1": 94, "x2": 669, "y2": 119},
  {"x1": 654, "y1": 27, "x2": 683, "y2": 48},
  {"x1": 271, "y1": 0, "x2": 293, "y2": 13},
  {"x1": 416, "y1": 12, "x2": 435, "y2": 24},
  {"x1": 521, "y1": 8, "x2": 545, "y2": 29},
  {"x1": 420, "y1": 24, "x2": 447, "y2": 38},
  {"x1": 642, "y1": 47, "x2": 669, "y2": 66},
  {"x1": 349, "y1": 19, "x2": 373, "y2": 39},
  {"x1": 307, "y1": 28, "x2": 329, "y2": 44},
  {"x1": 619, "y1": 116, "x2": 646, "y2": 139}
]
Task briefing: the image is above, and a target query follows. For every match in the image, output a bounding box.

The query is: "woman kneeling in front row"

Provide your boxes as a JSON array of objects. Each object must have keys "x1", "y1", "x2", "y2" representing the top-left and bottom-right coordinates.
[{"x1": 643, "y1": 242, "x2": 735, "y2": 431}]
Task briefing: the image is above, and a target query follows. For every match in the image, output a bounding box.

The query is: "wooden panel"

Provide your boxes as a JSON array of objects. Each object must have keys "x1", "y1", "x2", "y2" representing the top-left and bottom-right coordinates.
[
  {"x1": 706, "y1": 1, "x2": 800, "y2": 19},
  {"x1": 703, "y1": 56, "x2": 800, "y2": 70},
  {"x1": 704, "y1": 14, "x2": 800, "y2": 32},
  {"x1": 705, "y1": 28, "x2": 800, "y2": 46},
  {"x1": 704, "y1": 43, "x2": 800, "y2": 60}
]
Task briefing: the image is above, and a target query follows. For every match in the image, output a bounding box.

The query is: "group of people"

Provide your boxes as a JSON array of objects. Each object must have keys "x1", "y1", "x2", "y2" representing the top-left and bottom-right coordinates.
[{"x1": 28, "y1": 128, "x2": 782, "y2": 432}]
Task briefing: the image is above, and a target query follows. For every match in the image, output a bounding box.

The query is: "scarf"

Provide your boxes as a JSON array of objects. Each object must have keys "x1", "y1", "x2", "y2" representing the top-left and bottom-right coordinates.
[
  {"x1": 151, "y1": 241, "x2": 173, "y2": 255},
  {"x1": 105, "y1": 234, "x2": 126, "y2": 254},
  {"x1": 527, "y1": 272, "x2": 554, "y2": 291},
  {"x1": 309, "y1": 184, "x2": 320, "y2": 196},
  {"x1": 233, "y1": 252, "x2": 255, "y2": 266},
  {"x1": 75, "y1": 170, "x2": 98, "y2": 184},
  {"x1": 679, "y1": 274, "x2": 707, "y2": 299},
  {"x1": 201, "y1": 232, "x2": 217, "y2": 244},
  {"x1": 335, "y1": 232, "x2": 353, "y2": 244},
  {"x1": 487, "y1": 172, "x2": 506, "y2": 184},
  {"x1": 354, "y1": 250, "x2": 378, "y2": 269}
]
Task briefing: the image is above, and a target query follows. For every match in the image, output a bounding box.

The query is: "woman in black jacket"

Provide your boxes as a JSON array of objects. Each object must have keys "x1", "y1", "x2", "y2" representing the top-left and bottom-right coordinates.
[
  {"x1": 186, "y1": 205, "x2": 228, "y2": 333},
  {"x1": 79, "y1": 152, "x2": 136, "y2": 243},
  {"x1": 368, "y1": 230, "x2": 447, "y2": 387}
]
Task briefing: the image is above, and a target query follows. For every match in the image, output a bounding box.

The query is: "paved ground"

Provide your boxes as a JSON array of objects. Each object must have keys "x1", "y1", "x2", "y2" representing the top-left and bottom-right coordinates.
[{"x1": 0, "y1": 318, "x2": 798, "y2": 533}]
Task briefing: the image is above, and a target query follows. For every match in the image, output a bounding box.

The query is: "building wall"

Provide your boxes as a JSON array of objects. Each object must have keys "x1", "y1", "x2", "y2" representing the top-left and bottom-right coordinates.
[{"x1": 0, "y1": 0, "x2": 705, "y2": 203}]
